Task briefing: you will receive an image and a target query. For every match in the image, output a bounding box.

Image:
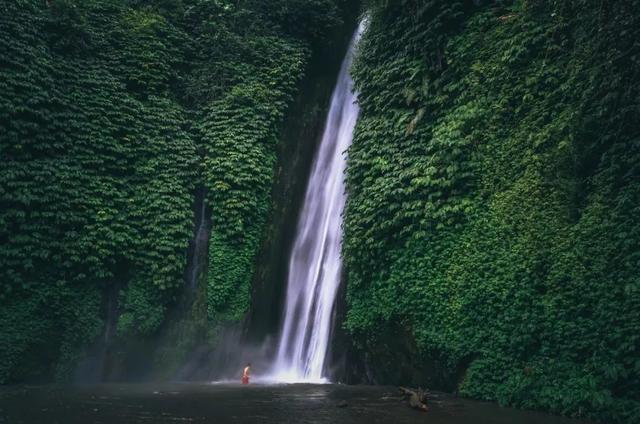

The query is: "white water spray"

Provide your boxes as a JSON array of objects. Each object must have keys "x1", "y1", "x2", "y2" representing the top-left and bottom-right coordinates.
[{"x1": 270, "y1": 23, "x2": 364, "y2": 383}]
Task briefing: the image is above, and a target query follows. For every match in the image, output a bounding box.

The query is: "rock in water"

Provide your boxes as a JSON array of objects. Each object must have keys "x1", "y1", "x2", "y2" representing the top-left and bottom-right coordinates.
[{"x1": 399, "y1": 387, "x2": 429, "y2": 412}]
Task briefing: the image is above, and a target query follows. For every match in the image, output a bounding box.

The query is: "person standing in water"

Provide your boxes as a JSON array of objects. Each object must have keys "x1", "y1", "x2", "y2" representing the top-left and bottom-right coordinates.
[{"x1": 242, "y1": 363, "x2": 251, "y2": 385}]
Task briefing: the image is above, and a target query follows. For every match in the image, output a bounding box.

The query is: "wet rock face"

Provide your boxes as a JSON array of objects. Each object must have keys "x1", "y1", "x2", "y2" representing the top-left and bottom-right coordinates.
[{"x1": 330, "y1": 318, "x2": 470, "y2": 390}]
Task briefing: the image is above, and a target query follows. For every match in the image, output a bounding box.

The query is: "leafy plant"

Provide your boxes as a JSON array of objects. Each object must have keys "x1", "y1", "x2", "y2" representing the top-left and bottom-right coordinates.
[{"x1": 343, "y1": 1, "x2": 640, "y2": 422}]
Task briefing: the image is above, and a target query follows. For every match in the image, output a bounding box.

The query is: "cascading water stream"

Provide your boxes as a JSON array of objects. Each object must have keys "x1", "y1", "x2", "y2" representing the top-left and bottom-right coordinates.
[
  {"x1": 186, "y1": 187, "x2": 210, "y2": 293},
  {"x1": 270, "y1": 23, "x2": 364, "y2": 383}
]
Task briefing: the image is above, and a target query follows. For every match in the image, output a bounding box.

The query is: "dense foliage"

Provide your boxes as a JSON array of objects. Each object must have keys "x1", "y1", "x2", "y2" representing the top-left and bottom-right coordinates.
[
  {"x1": 3, "y1": 0, "x2": 638, "y2": 421},
  {"x1": 0, "y1": 0, "x2": 347, "y2": 383},
  {"x1": 344, "y1": 0, "x2": 639, "y2": 422}
]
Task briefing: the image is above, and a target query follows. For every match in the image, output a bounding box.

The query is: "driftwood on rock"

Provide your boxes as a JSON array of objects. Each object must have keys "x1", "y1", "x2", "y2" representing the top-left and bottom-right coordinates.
[{"x1": 399, "y1": 387, "x2": 429, "y2": 411}]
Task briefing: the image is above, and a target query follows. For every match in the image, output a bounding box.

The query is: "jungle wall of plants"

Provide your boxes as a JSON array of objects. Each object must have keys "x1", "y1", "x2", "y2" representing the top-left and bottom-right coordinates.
[
  {"x1": 343, "y1": 0, "x2": 639, "y2": 422},
  {"x1": 0, "y1": 0, "x2": 350, "y2": 383}
]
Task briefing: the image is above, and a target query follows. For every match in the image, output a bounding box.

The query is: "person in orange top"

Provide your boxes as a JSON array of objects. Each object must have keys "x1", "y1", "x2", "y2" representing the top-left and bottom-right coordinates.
[{"x1": 242, "y1": 363, "x2": 251, "y2": 385}]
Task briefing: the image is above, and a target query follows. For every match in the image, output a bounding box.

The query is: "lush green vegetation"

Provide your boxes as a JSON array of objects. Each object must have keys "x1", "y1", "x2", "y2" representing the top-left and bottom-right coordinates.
[
  {"x1": 2, "y1": 0, "x2": 638, "y2": 422},
  {"x1": 0, "y1": 0, "x2": 347, "y2": 383},
  {"x1": 343, "y1": 0, "x2": 639, "y2": 422}
]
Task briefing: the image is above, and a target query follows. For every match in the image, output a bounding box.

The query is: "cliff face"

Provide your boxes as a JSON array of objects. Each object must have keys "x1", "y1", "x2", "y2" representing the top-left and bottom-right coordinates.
[
  {"x1": 0, "y1": 0, "x2": 198, "y2": 383},
  {"x1": 0, "y1": 0, "x2": 359, "y2": 384},
  {"x1": 342, "y1": 1, "x2": 639, "y2": 423},
  {"x1": 2, "y1": 1, "x2": 639, "y2": 422}
]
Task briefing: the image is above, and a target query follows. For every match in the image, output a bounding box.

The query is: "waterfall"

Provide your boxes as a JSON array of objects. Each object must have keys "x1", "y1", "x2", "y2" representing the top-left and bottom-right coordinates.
[
  {"x1": 270, "y1": 23, "x2": 363, "y2": 383},
  {"x1": 185, "y1": 186, "x2": 210, "y2": 293}
]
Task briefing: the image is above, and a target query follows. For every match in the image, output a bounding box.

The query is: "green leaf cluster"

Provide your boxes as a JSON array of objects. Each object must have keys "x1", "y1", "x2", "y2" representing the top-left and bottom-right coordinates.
[
  {"x1": 0, "y1": 0, "x2": 198, "y2": 382},
  {"x1": 195, "y1": 31, "x2": 308, "y2": 322},
  {"x1": 344, "y1": 1, "x2": 639, "y2": 422},
  {"x1": 0, "y1": 0, "x2": 346, "y2": 382}
]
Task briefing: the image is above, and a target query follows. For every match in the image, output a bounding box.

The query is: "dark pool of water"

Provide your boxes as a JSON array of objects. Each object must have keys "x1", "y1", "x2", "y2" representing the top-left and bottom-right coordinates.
[{"x1": 0, "y1": 383, "x2": 590, "y2": 424}]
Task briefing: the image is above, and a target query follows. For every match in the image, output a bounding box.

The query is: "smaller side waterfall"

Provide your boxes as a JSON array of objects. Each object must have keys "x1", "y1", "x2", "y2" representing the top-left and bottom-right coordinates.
[
  {"x1": 185, "y1": 186, "x2": 210, "y2": 294},
  {"x1": 270, "y1": 23, "x2": 363, "y2": 383}
]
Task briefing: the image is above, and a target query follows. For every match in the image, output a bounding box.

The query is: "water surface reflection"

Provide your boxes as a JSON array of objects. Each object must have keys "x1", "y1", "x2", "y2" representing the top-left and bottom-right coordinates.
[{"x1": 0, "y1": 383, "x2": 591, "y2": 424}]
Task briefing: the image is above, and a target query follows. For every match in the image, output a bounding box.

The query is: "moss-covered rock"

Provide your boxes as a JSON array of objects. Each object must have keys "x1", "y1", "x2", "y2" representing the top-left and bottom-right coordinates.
[
  {"x1": 344, "y1": 1, "x2": 639, "y2": 422},
  {"x1": 0, "y1": 0, "x2": 352, "y2": 383}
]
